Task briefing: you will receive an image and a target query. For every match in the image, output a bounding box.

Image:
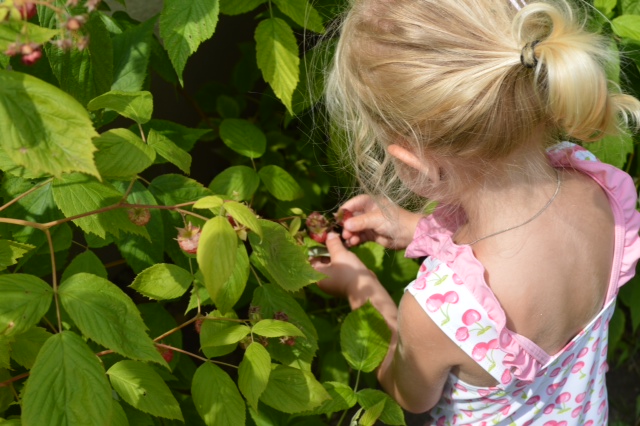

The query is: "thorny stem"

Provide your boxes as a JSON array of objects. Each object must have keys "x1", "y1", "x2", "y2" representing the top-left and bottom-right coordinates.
[
  {"x1": 0, "y1": 178, "x2": 52, "y2": 213},
  {"x1": 155, "y1": 343, "x2": 238, "y2": 369},
  {"x1": 44, "y1": 229, "x2": 62, "y2": 332}
]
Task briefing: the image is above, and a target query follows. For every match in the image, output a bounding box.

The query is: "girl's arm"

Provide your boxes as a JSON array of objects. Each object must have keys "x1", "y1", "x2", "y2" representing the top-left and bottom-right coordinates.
[{"x1": 312, "y1": 233, "x2": 457, "y2": 413}]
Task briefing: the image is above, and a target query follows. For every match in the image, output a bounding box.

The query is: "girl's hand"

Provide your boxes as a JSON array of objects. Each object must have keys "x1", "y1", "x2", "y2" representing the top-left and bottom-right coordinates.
[
  {"x1": 310, "y1": 232, "x2": 379, "y2": 301},
  {"x1": 340, "y1": 195, "x2": 424, "y2": 250}
]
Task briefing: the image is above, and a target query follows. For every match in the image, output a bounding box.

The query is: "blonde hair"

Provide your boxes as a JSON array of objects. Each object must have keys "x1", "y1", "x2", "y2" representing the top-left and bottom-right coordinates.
[{"x1": 325, "y1": 0, "x2": 640, "y2": 206}]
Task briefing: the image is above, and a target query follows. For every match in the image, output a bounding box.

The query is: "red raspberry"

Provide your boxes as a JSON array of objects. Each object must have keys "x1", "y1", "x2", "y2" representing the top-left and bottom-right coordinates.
[
  {"x1": 334, "y1": 209, "x2": 353, "y2": 227},
  {"x1": 157, "y1": 345, "x2": 174, "y2": 363},
  {"x1": 176, "y1": 223, "x2": 201, "y2": 255},
  {"x1": 306, "y1": 212, "x2": 329, "y2": 243},
  {"x1": 18, "y1": 2, "x2": 37, "y2": 20},
  {"x1": 310, "y1": 230, "x2": 327, "y2": 244},
  {"x1": 127, "y1": 208, "x2": 151, "y2": 226},
  {"x1": 20, "y1": 43, "x2": 42, "y2": 66}
]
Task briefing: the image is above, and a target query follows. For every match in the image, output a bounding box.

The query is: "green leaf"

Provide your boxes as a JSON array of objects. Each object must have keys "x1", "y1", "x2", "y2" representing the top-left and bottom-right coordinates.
[
  {"x1": 622, "y1": 0, "x2": 640, "y2": 15},
  {"x1": 149, "y1": 174, "x2": 213, "y2": 205},
  {"x1": 588, "y1": 133, "x2": 633, "y2": 169},
  {"x1": 219, "y1": 0, "x2": 266, "y2": 15},
  {"x1": 594, "y1": 0, "x2": 617, "y2": 16},
  {"x1": 59, "y1": 273, "x2": 167, "y2": 366},
  {"x1": 0, "y1": 369, "x2": 12, "y2": 412},
  {"x1": 130, "y1": 263, "x2": 193, "y2": 301},
  {"x1": 200, "y1": 322, "x2": 250, "y2": 347},
  {"x1": 160, "y1": 0, "x2": 220, "y2": 85},
  {"x1": 0, "y1": 274, "x2": 52, "y2": 337},
  {"x1": 193, "y1": 195, "x2": 224, "y2": 210},
  {"x1": 238, "y1": 342, "x2": 271, "y2": 411},
  {"x1": 197, "y1": 216, "x2": 238, "y2": 307},
  {"x1": 52, "y1": 173, "x2": 149, "y2": 240},
  {"x1": 351, "y1": 241, "x2": 386, "y2": 272},
  {"x1": 142, "y1": 120, "x2": 210, "y2": 157},
  {"x1": 252, "y1": 319, "x2": 305, "y2": 338},
  {"x1": 209, "y1": 165, "x2": 260, "y2": 201},
  {"x1": 0, "y1": 239, "x2": 34, "y2": 271},
  {"x1": 258, "y1": 165, "x2": 304, "y2": 201},
  {"x1": 249, "y1": 220, "x2": 324, "y2": 292},
  {"x1": 0, "y1": 70, "x2": 99, "y2": 177},
  {"x1": 61, "y1": 250, "x2": 108, "y2": 283},
  {"x1": 306, "y1": 382, "x2": 357, "y2": 415},
  {"x1": 22, "y1": 331, "x2": 113, "y2": 426},
  {"x1": 138, "y1": 303, "x2": 182, "y2": 371},
  {"x1": 360, "y1": 399, "x2": 385, "y2": 426},
  {"x1": 255, "y1": 18, "x2": 300, "y2": 113},
  {"x1": 112, "y1": 17, "x2": 155, "y2": 92},
  {"x1": 224, "y1": 200, "x2": 263, "y2": 239},
  {"x1": 107, "y1": 360, "x2": 183, "y2": 421},
  {"x1": 252, "y1": 284, "x2": 318, "y2": 370},
  {"x1": 612, "y1": 15, "x2": 640, "y2": 41},
  {"x1": 211, "y1": 240, "x2": 250, "y2": 315},
  {"x1": 199, "y1": 310, "x2": 241, "y2": 358},
  {"x1": 341, "y1": 301, "x2": 391, "y2": 373},
  {"x1": 93, "y1": 128, "x2": 156, "y2": 178},
  {"x1": 0, "y1": 21, "x2": 58, "y2": 52},
  {"x1": 88, "y1": 91, "x2": 154, "y2": 124},
  {"x1": 148, "y1": 129, "x2": 192, "y2": 174},
  {"x1": 42, "y1": 10, "x2": 113, "y2": 106},
  {"x1": 9, "y1": 326, "x2": 52, "y2": 369},
  {"x1": 192, "y1": 363, "x2": 245, "y2": 426},
  {"x1": 0, "y1": 337, "x2": 13, "y2": 370},
  {"x1": 357, "y1": 389, "x2": 406, "y2": 425},
  {"x1": 219, "y1": 119, "x2": 267, "y2": 158},
  {"x1": 260, "y1": 365, "x2": 330, "y2": 413},
  {"x1": 619, "y1": 276, "x2": 640, "y2": 332},
  {"x1": 272, "y1": 0, "x2": 324, "y2": 33},
  {"x1": 113, "y1": 181, "x2": 165, "y2": 274},
  {"x1": 111, "y1": 400, "x2": 130, "y2": 426}
]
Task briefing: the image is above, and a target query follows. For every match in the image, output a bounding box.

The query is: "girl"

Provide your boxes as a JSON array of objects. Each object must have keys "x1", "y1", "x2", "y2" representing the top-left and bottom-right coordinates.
[{"x1": 311, "y1": 0, "x2": 640, "y2": 424}]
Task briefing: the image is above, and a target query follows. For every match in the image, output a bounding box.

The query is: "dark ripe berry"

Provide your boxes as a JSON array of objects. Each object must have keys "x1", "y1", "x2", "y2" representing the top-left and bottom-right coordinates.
[
  {"x1": 279, "y1": 336, "x2": 296, "y2": 346},
  {"x1": 334, "y1": 209, "x2": 354, "y2": 227},
  {"x1": 310, "y1": 230, "x2": 327, "y2": 244},
  {"x1": 127, "y1": 207, "x2": 151, "y2": 226},
  {"x1": 157, "y1": 345, "x2": 174, "y2": 363},
  {"x1": 273, "y1": 311, "x2": 289, "y2": 322},
  {"x1": 176, "y1": 223, "x2": 201, "y2": 255},
  {"x1": 227, "y1": 215, "x2": 237, "y2": 227},
  {"x1": 18, "y1": 2, "x2": 37, "y2": 20}
]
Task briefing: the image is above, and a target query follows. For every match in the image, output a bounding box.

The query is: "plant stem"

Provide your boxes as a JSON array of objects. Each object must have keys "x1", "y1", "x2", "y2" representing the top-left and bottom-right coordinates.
[
  {"x1": 0, "y1": 372, "x2": 29, "y2": 388},
  {"x1": 155, "y1": 343, "x2": 238, "y2": 369},
  {"x1": 250, "y1": 265, "x2": 263, "y2": 286},
  {"x1": 44, "y1": 228, "x2": 62, "y2": 332},
  {"x1": 153, "y1": 316, "x2": 199, "y2": 342},
  {"x1": 0, "y1": 178, "x2": 52, "y2": 213},
  {"x1": 138, "y1": 123, "x2": 147, "y2": 143},
  {"x1": 120, "y1": 178, "x2": 138, "y2": 202},
  {"x1": 337, "y1": 370, "x2": 362, "y2": 426}
]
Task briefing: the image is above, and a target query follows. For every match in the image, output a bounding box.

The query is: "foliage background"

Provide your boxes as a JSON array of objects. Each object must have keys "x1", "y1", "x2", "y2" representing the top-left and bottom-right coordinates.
[{"x1": 0, "y1": 0, "x2": 638, "y2": 425}]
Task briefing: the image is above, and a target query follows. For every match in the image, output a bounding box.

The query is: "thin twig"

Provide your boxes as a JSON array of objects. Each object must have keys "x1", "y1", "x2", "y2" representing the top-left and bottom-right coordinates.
[
  {"x1": 155, "y1": 343, "x2": 238, "y2": 369},
  {"x1": 153, "y1": 316, "x2": 199, "y2": 342},
  {"x1": 44, "y1": 229, "x2": 62, "y2": 332},
  {"x1": 0, "y1": 178, "x2": 52, "y2": 213},
  {"x1": 0, "y1": 372, "x2": 29, "y2": 388}
]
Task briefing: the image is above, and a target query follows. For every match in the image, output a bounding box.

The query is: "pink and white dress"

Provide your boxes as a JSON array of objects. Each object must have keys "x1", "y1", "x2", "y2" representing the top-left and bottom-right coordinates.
[{"x1": 404, "y1": 143, "x2": 640, "y2": 425}]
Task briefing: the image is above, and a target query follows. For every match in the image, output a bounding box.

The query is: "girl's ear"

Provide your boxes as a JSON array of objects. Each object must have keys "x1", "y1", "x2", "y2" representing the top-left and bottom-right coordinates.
[{"x1": 387, "y1": 144, "x2": 440, "y2": 183}]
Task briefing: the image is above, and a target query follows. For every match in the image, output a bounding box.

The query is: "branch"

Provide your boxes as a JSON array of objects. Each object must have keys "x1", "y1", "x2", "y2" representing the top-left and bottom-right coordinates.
[
  {"x1": 44, "y1": 229, "x2": 62, "y2": 332},
  {"x1": 0, "y1": 372, "x2": 29, "y2": 388},
  {"x1": 155, "y1": 343, "x2": 238, "y2": 369},
  {"x1": 153, "y1": 316, "x2": 199, "y2": 342},
  {"x1": 0, "y1": 178, "x2": 52, "y2": 213}
]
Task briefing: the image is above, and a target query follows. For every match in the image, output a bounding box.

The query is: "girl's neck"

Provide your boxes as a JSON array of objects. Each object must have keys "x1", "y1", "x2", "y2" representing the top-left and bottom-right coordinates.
[{"x1": 455, "y1": 149, "x2": 560, "y2": 245}]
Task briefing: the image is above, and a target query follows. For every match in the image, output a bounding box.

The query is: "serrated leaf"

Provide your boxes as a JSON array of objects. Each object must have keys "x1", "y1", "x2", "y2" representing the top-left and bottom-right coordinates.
[
  {"x1": 272, "y1": 0, "x2": 324, "y2": 33},
  {"x1": 192, "y1": 362, "x2": 245, "y2": 426},
  {"x1": 249, "y1": 220, "x2": 324, "y2": 292},
  {"x1": 219, "y1": 0, "x2": 266, "y2": 15},
  {"x1": 200, "y1": 322, "x2": 250, "y2": 346},
  {"x1": 61, "y1": 250, "x2": 108, "y2": 283},
  {"x1": 0, "y1": 21, "x2": 58, "y2": 52},
  {"x1": 209, "y1": 165, "x2": 260, "y2": 201},
  {"x1": 149, "y1": 174, "x2": 213, "y2": 205},
  {"x1": 9, "y1": 326, "x2": 52, "y2": 369},
  {"x1": 41, "y1": 9, "x2": 113, "y2": 106},
  {"x1": 0, "y1": 239, "x2": 34, "y2": 271},
  {"x1": 148, "y1": 129, "x2": 192, "y2": 174},
  {"x1": 59, "y1": 273, "x2": 167, "y2": 366},
  {"x1": 112, "y1": 17, "x2": 155, "y2": 92},
  {"x1": 258, "y1": 165, "x2": 303, "y2": 201},
  {"x1": 219, "y1": 119, "x2": 266, "y2": 158},
  {"x1": 0, "y1": 274, "x2": 52, "y2": 337},
  {"x1": 212, "y1": 240, "x2": 250, "y2": 314},
  {"x1": 224, "y1": 200, "x2": 262, "y2": 239},
  {"x1": 193, "y1": 196, "x2": 224, "y2": 210},
  {"x1": 88, "y1": 91, "x2": 154, "y2": 124},
  {"x1": 142, "y1": 120, "x2": 210, "y2": 158},
  {"x1": 200, "y1": 310, "x2": 240, "y2": 358},
  {"x1": 52, "y1": 173, "x2": 149, "y2": 240},
  {"x1": 612, "y1": 15, "x2": 640, "y2": 41},
  {"x1": 160, "y1": 0, "x2": 220, "y2": 85},
  {"x1": 306, "y1": 382, "x2": 357, "y2": 415},
  {"x1": 197, "y1": 216, "x2": 238, "y2": 305},
  {"x1": 252, "y1": 284, "x2": 318, "y2": 370},
  {"x1": 0, "y1": 337, "x2": 13, "y2": 370},
  {"x1": 93, "y1": 128, "x2": 156, "y2": 178},
  {"x1": 108, "y1": 360, "x2": 183, "y2": 421},
  {"x1": 360, "y1": 399, "x2": 385, "y2": 426},
  {"x1": 260, "y1": 365, "x2": 330, "y2": 413},
  {"x1": 22, "y1": 331, "x2": 112, "y2": 426},
  {"x1": 252, "y1": 319, "x2": 305, "y2": 338},
  {"x1": 341, "y1": 301, "x2": 391, "y2": 373},
  {"x1": 111, "y1": 400, "x2": 130, "y2": 426},
  {"x1": 130, "y1": 264, "x2": 192, "y2": 300},
  {"x1": 0, "y1": 70, "x2": 99, "y2": 177},
  {"x1": 357, "y1": 389, "x2": 406, "y2": 425},
  {"x1": 238, "y1": 342, "x2": 271, "y2": 410},
  {"x1": 255, "y1": 18, "x2": 300, "y2": 113}
]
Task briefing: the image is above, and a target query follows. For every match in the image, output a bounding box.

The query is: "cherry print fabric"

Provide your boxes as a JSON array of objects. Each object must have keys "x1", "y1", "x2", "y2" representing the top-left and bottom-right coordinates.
[{"x1": 404, "y1": 143, "x2": 640, "y2": 425}]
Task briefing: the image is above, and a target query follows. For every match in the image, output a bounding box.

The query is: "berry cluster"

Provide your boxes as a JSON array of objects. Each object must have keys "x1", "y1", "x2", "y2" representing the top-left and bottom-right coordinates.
[{"x1": 305, "y1": 209, "x2": 353, "y2": 244}]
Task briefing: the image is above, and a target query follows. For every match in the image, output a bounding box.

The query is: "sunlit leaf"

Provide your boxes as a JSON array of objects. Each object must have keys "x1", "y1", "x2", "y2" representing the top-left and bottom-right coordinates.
[
  {"x1": 192, "y1": 362, "x2": 245, "y2": 426},
  {"x1": 258, "y1": 165, "x2": 303, "y2": 201},
  {"x1": 340, "y1": 301, "x2": 391, "y2": 373},
  {"x1": 209, "y1": 166, "x2": 260, "y2": 201},
  {"x1": 238, "y1": 342, "x2": 271, "y2": 410},
  {"x1": 88, "y1": 91, "x2": 154, "y2": 124},
  {"x1": 93, "y1": 128, "x2": 156, "y2": 178},
  {"x1": 130, "y1": 263, "x2": 193, "y2": 300},
  {"x1": 260, "y1": 364, "x2": 330, "y2": 413}
]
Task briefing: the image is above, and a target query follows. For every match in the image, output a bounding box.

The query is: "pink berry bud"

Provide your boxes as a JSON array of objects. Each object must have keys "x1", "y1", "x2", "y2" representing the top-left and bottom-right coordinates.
[{"x1": 175, "y1": 223, "x2": 201, "y2": 255}]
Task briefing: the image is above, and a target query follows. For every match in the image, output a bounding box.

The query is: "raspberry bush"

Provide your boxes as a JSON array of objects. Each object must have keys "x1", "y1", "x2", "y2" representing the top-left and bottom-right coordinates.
[{"x1": 0, "y1": 0, "x2": 638, "y2": 425}]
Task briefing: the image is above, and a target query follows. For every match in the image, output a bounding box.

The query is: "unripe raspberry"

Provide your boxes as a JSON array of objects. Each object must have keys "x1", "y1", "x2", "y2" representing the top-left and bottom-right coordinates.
[
  {"x1": 176, "y1": 223, "x2": 201, "y2": 255},
  {"x1": 194, "y1": 318, "x2": 204, "y2": 334},
  {"x1": 306, "y1": 212, "x2": 329, "y2": 244},
  {"x1": 65, "y1": 15, "x2": 86, "y2": 31},
  {"x1": 20, "y1": 44, "x2": 42, "y2": 66},
  {"x1": 157, "y1": 345, "x2": 174, "y2": 363},
  {"x1": 127, "y1": 207, "x2": 151, "y2": 226},
  {"x1": 334, "y1": 208, "x2": 353, "y2": 227}
]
